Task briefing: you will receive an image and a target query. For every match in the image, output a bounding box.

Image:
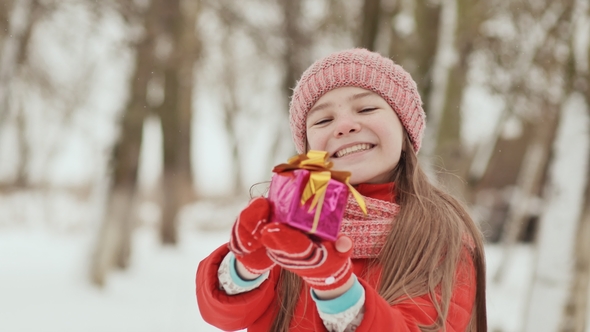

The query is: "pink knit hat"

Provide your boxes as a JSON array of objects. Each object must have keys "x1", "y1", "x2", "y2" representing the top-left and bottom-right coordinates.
[{"x1": 289, "y1": 48, "x2": 426, "y2": 154}]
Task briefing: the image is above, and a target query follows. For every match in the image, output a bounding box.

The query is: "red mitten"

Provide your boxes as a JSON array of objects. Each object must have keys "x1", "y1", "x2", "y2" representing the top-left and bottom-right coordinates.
[
  {"x1": 228, "y1": 197, "x2": 275, "y2": 275},
  {"x1": 260, "y1": 222, "x2": 353, "y2": 291}
]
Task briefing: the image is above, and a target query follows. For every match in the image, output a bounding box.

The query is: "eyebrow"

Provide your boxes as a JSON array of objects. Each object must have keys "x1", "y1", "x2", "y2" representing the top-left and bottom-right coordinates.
[{"x1": 308, "y1": 91, "x2": 377, "y2": 116}]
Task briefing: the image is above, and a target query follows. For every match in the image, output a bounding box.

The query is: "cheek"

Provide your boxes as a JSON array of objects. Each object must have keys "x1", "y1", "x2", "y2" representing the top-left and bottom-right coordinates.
[
  {"x1": 394, "y1": 130, "x2": 404, "y2": 151},
  {"x1": 377, "y1": 126, "x2": 404, "y2": 162},
  {"x1": 306, "y1": 130, "x2": 327, "y2": 150},
  {"x1": 383, "y1": 118, "x2": 404, "y2": 150}
]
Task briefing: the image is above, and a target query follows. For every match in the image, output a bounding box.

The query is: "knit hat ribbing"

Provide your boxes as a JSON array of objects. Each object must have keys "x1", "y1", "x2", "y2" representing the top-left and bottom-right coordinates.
[{"x1": 289, "y1": 48, "x2": 426, "y2": 154}]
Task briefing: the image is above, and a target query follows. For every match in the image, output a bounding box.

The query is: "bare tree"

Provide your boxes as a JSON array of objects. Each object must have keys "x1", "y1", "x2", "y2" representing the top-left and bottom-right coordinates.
[
  {"x1": 217, "y1": 22, "x2": 245, "y2": 194},
  {"x1": 432, "y1": 0, "x2": 489, "y2": 200},
  {"x1": 380, "y1": 0, "x2": 444, "y2": 182},
  {"x1": 468, "y1": 0, "x2": 573, "y2": 186},
  {"x1": 474, "y1": 0, "x2": 577, "y2": 284},
  {"x1": 201, "y1": 0, "x2": 290, "y2": 174},
  {"x1": 0, "y1": 0, "x2": 43, "y2": 188},
  {"x1": 1, "y1": 0, "x2": 94, "y2": 194},
  {"x1": 279, "y1": 0, "x2": 310, "y2": 102},
  {"x1": 154, "y1": 0, "x2": 200, "y2": 244},
  {"x1": 358, "y1": 0, "x2": 382, "y2": 50},
  {"x1": 563, "y1": 167, "x2": 590, "y2": 331},
  {"x1": 90, "y1": 0, "x2": 201, "y2": 283},
  {"x1": 524, "y1": 90, "x2": 587, "y2": 332},
  {"x1": 90, "y1": 0, "x2": 158, "y2": 285},
  {"x1": 560, "y1": 1, "x2": 590, "y2": 329},
  {"x1": 510, "y1": 2, "x2": 590, "y2": 331},
  {"x1": 386, "y1": 0, "x2": 440, "y2": 111},
  {"x1": 266, "y1": 0, "x2": 311, "y2": 162}
]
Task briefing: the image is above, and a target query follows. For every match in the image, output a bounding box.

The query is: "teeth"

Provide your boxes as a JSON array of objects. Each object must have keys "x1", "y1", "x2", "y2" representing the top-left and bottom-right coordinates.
[{"x1": 335, "y1": 143, "x2": 373, "y2": 158}]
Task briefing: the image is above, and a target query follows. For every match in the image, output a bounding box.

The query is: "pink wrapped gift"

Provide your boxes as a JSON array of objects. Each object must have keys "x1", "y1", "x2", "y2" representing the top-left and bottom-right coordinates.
[{"x1": 267, "y1": 151, "x2": 366, "y2": 242}]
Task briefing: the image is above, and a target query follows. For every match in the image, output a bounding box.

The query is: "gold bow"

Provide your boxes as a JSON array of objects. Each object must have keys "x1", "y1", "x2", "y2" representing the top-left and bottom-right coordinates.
[{"x1": 273, "y1": 150, "x2": 368, "y2": 219}]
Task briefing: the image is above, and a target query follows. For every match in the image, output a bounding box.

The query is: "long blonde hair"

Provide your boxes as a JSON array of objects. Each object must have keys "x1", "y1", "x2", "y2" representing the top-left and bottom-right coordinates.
[{"x1": 270, "y1": 135, "x2": 487, "y2": 331}]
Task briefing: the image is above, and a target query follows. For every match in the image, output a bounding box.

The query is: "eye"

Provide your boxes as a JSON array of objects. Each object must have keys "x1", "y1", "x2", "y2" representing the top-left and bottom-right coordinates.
[
  {"x1": 360, "y1": 107, "x2": 377, "y2": 113},
  {"x1": 314, "y1": 118, "x2": 332, "y2": 125}
]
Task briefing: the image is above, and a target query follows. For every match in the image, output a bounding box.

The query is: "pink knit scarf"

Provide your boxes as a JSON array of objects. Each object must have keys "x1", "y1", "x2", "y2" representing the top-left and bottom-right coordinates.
[{"x1": 341, "y1": 194, "x2": 400, "y2": 259}]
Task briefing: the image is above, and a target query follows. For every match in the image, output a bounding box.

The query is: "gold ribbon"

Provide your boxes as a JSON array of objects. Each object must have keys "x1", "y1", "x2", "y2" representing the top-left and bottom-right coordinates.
[{"x1": 273, "y1": 150, "x2": 368, "y2": 234}]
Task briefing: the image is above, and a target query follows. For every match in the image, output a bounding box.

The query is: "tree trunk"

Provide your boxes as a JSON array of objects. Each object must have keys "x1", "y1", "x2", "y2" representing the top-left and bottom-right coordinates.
[
  {"x1": 523, "y1": 93, "x2": 590, "y2": 332},
  {"x1": 561, "y1": 163, "x2": 590, "y2": 331},
  {"x1": 90, "y1": 186, "x2": 136, "y2": 286},
  {"x1": 492, "y1": 107, "x2": 560, "y2": 283},
  {"x1": 214, "y1": 8, "x2": 242, "y2": 193},
  {"x1": 468, "y1": 1, "x2": 572, "y2": 187},
  {"x1": 358, "y1": 0, "x2": 381, "y2": 51},
  {"x1": 0, "y1": 0, "x2": 16, "y2": 122},
  {"x1": 387, "y1": 0, "x2": 440, "y2": 111},
  {"x1": 559, "y1": 5, "x2": 590, "y2": 328},
  {"x1": 0, "y1": 0, "x2": 40, "y2": 175},
  {"x1": 434, "y1": 0, "x2": 487, "y2": 200},
  {"x1": 14, "y1": 104, "x2": 29, "y2": 187},
  {"x1": 418, "y1": 0, "x2": 458, "y2": 165},
  {"x1": 280, "y1": 0, "x2": 308, "y2": 102},
  {"x1": 89, "y1": 0, "x2": 158, "y2": 285},
  {"x1": 175, "y1": 0, "x2": 199, "y2": 206},
  {"x1": 265, "y1": 0, "x2": 308, "y2": 163},
  {"x1": 0, "y1": 0, "x2": 15, "y2": 45},
  {"x1": 154, "y1": 0, "x2": 199, "y2": 244}
]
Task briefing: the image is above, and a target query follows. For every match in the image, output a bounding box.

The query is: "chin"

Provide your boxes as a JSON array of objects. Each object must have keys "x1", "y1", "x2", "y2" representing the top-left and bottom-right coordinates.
[
  {"x1": 349, "y1": 174, "x2": 372, "y2": 185},
  {"x1": 349, "y1": 178, "x2": 362, "y2": 186},
  {"x1": 336, "y1": 165, "x2": 372, "y2": 185},
  {"x1": 349, "y1": 169, "x2": 393, "y2": 185}
]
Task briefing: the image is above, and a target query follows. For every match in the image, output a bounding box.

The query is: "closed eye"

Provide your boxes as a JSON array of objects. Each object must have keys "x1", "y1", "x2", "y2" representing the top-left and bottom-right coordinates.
[
  {"x1": 314, "y1": 118, "x2": 332, "y2": 125},
  {"x1": 360, "y1": 107, "x2": 377, "y2": 113}
]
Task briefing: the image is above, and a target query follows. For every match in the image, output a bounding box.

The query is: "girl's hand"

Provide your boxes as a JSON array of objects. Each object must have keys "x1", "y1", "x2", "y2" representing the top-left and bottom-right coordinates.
[
  {"x1": 260, "y1": 222, "x2": 353, "y2": 292},
  {"x1": 227, "y1": 197, "x2": 276, "y2": 277}
]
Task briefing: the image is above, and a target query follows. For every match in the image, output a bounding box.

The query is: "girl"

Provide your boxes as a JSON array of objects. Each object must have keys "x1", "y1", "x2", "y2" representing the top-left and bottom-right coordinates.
[{"x1": 196, "y1": 48, "x2": 487, "y2": 332}]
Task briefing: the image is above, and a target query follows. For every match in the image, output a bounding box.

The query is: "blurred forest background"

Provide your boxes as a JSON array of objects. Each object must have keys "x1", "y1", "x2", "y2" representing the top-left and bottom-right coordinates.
[{"x1": 1, "y1": 0, "x2": 590, "y2": 331}]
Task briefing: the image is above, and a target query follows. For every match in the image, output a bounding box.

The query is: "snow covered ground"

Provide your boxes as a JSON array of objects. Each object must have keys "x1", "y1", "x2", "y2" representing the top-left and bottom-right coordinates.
[
  {"x1": 0, "y1": 222, "x2": 533, "y2": 332},
  {"x1": 0, "y1": 226, "x2": 227, "y2": 332}
]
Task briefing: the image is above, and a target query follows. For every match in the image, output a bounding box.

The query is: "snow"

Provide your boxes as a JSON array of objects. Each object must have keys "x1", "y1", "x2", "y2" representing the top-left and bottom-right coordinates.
[
  {"x1": 0, "y1": 219, "x2": 534, "y2": 332},
  {"x1": 0, "y1": 227, "x2": 230, "y2": 332},
  {"x1": 486, "y1": 245, "x2": 536, "y2": 332}
]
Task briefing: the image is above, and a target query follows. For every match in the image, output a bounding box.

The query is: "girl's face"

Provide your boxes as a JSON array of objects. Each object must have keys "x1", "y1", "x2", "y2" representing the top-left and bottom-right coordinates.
[{"x1": 306, "y1": 87, "x2": 405, "y2": 185}]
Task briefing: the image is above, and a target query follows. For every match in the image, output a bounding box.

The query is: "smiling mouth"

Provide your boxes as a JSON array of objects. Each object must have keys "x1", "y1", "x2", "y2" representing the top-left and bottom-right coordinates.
[{"x1": 333, "y1": 143, "x2": 375, "y2": 158}]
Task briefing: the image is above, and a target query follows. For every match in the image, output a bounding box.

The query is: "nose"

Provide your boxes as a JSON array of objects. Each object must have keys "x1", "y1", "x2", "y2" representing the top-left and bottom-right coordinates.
[{"x1": 334, "y1": 116, "x2": 361, "y2": 137}]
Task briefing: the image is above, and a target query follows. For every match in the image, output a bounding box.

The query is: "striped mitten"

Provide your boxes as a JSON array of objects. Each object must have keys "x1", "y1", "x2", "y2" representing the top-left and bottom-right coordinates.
[
  {"x1": 227, "y1": 197, "x2": 275, "y2": 275},
  {"x1": 260, "y1": 222, "x2": 353, "y2": 291}
]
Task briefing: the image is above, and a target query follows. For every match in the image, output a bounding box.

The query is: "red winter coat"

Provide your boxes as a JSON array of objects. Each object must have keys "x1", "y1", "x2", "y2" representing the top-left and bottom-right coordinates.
[{"x1": 196, "y1": 183, "x2": 476, "y2": 331}]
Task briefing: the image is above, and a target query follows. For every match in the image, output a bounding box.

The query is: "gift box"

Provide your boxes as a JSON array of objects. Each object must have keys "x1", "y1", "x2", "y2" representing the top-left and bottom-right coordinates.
[{"x1": 268, "y1": 150, "x2": 366, "y2": 242}]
